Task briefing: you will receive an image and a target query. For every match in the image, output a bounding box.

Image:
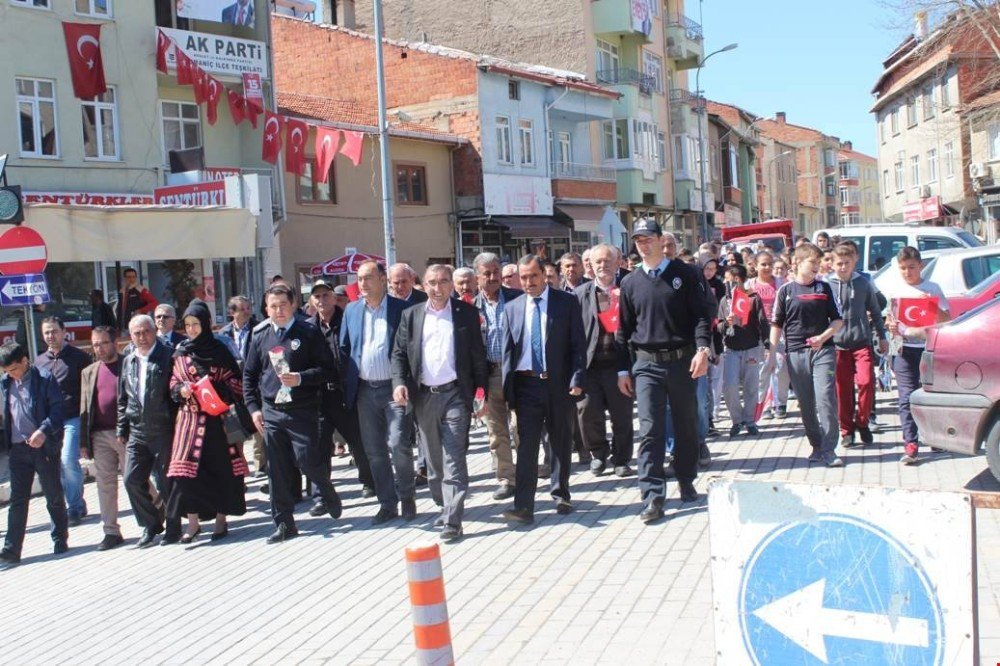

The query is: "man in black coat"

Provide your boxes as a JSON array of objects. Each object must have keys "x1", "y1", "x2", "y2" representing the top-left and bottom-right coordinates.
[
  {"x1": 500, "y1": 255, "x2": 587, "y2": 525},
  {"x1": 391, "y1": 265, "x2": 489, "y2": 541}
]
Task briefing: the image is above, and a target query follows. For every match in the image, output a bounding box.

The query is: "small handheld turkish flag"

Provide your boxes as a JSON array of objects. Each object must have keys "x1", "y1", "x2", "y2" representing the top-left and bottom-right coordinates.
[
  {"x1": 285, "y1": 118, "x2": 310, "y2": 176},
  {"x1": 205, "y1": 76, "x2": 223, "y2": 125},
  {"x1": 315, "y1": 126, "x2": 341, "y2": 179},
  {"x1": 226, "y1": 90, "x2": 245, "y2": 126},
  {"x1": 897, "y1": 297, "x2": 939, "y2": 327},
  {"x1": 155, "y1": 29, "x2": 171, "y2": 74},
  {"x1": 62, "y1": 22, "x2": 107, "y2": 99},
  {"x1": 732, "y1": 287, "x2": 752, "y2": 326},
  {"x1": 345, "y1": 282, "x2": 361, "y2": 302},
  {"x1": 261, "y1": 111, "x2": 284, "y2": 165},
  {"x1": 597, "y1": 288, "x2": 621, "y2": 333},
  {"x1": 339, "y1": 130, "x2": 364, "y2": 166},
  {"x1": 192, "y1": 375, "x2": 230, "y2": 416}
]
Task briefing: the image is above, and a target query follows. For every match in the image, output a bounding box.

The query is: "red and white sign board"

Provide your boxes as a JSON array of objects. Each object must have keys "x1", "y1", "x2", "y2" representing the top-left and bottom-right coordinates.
[
  {"x1": 154, "y1": 180, "x2": 227, "y2": 206},
  {"x1": 24, "y1": 191, "x2": 154, "y2": 206},
  {"x1": 202, "y1": 167, "x2": 241, "y2": 181},
  {"x1": 243, "y1": 72, "x2": 264, "y2": 111},
  {"x1": 903, "y1": 196, "x2": 942, "y2": 223},
  {"x1": 0, "y1": 226, "x2": 48, "y2": 275}
]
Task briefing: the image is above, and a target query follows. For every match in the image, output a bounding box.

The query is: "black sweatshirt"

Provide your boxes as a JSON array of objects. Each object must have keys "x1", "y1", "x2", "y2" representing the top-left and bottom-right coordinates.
[
  {"x1": 616, "y1": 260, "x2": 712, "y2": 354},
  {"x1": 717, "y1": 290, "x2": 770, "y2": 351}
]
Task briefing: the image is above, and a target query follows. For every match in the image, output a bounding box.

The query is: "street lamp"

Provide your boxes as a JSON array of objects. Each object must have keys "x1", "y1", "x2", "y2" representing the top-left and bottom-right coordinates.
[
  {"x1": 696, "y1": 42, "x2": 737, "y2": 243},
  {"x1": 767, "y1": 150, "x2": 793, "y2": 219}
]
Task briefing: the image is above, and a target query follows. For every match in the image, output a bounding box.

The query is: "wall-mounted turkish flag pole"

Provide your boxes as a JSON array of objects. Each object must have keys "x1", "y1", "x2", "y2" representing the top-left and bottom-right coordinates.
[
  {"x1": 285, "y1": 118, "x2": 310, "y2": 177},
  {"x1": 261, "y1": 112, "x2": 284, "y2": 165},
  {"x1": 62, "y1": 22, "x2": 107, "y2": 99}
]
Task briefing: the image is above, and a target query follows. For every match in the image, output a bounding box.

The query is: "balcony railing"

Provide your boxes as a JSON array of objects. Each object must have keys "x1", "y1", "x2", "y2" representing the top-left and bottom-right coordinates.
[
  {"x1": 595, "y1": 68, "x2": 657, "y2": 95},
  {"x1": 669, "y1": 86, "x2": 704, "y2": 108},
  {"x1": 553, "y1": 161, "x2": 617, "y2": 182},
  {"x1": 664, "y1": 13, "x2": 703, "y2": 41}
]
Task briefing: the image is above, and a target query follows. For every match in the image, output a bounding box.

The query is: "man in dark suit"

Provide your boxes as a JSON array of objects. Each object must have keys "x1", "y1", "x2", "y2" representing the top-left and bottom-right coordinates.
[
  {"x1": 473, "y1": 252, "x2": 522, "y2": 500},
  {"x1": 221, "y1": 0, "x2": 254, "y2": 26},
  {"x1": 0, "y1": 342, "x2": 67, "y2": 565},
  {"x1": 574, "y1": 244, "x2": 635, "y2": 477},
  {"x1": 220, "y1": 295, "x2": 267, "y2": 477},
  {"x1": 389, "y1": 263, "x2": 428, "y2": 305},
  {"x1": 153, "y1": 304, "x2": 187, "y2": 349},
  {"x1": 340, "y1": 260, "x2": 416, "y2": 524},
  {"x1": 391, "y1": 265, "x2": 488, "y2": 541},
  {"x1": 559, "y1": 252, "x2": 590, "y2": 292},
  {"x1": 500, "y1": 255, "x2": 587, "y2": 524},
  {"x1": 244, "y1": 284, "x2": 342, "y2": 543},
  {"x1": 118, "y1": 315, "x2": 181, "y2": 547}
]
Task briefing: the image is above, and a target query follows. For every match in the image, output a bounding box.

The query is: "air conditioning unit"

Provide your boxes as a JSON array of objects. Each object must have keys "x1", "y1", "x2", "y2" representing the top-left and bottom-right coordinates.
[
  {"x1": 969, "y1": 162, "x2": 991, "y2": 179},
  {"x1": 920, "y1": 185, "x2": 932, "y2": 199}
]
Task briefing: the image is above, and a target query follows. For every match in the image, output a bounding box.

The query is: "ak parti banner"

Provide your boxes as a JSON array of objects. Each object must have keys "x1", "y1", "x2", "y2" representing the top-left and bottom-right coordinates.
[{"x1": 62, "y1": 22, "x2": 107, "y2": 99}]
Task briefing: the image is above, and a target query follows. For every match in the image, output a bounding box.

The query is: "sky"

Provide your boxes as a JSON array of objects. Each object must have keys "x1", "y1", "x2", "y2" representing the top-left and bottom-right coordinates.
[{"x1": 697, "y1": 0, "x2": 916, "y2": 157}]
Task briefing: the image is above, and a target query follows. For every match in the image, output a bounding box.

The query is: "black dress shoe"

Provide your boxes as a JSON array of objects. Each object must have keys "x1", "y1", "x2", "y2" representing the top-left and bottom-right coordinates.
[
  {"x1": 440, "y1": 525, "x2": 463, "y2": 542},
  {"x1": 679, "y1": 480, "x2": 700, "y2": 503},
  {"x1": 665, "y1": 462, "x2": 676, "y2": 479},
  {"x1": 260, "y1": 483, "x2": 270, "y2": 495},
  {"x1": 309, "y1": 501, "x2": 328, "y2": 517},
  {"x1": 614, "y1": 464, "x2": 635, "y2": 477},
  {"x1": 858, "y1": 426, "x2": 874, "y2": 445},
  {"x1": 137, "y1": 528, "x2": 162, "y2": 549},
  {"x1": 401, "y1": 498, "x2": 417, "y2": 521},
  {"x1": 554, "y1": 499, "x2": 573, "y2": 515},
  {"x1": 266, "y1": 524, "x2": 299, "y2": 544},
  {"x1": 0, "y1": 548, "x2": 20, "y2": 564},
  {"x1": 372, "y1": 506, "x2": 398, "y2": 525},
  {"x1": 97, "y1": 534, "x2": 125, "y2": 551},
  {"x1": 698, "y1": 443, "x2": 711, "y2": 468},
  {"x1": 640, "y1": 498, "x2": 665, "y2": 524},
  {"x1": 53, "y1": 539, "x2": 69, "y2": 555},
  {"x1": 325, "y1": 492, "x2": 343, "y2": 520},
  {"x1": 502, "y1": 507, "x2": 534, "y2": 525},
  {"x1": 590, "y1": 458, "x2": 607, "y2": 476},
  {"x1": 160, "y1": 533, "x2": 181, "y2": 546},
  {"x1": 361, "y1": 485, "x2": 376, "y2": 499}
]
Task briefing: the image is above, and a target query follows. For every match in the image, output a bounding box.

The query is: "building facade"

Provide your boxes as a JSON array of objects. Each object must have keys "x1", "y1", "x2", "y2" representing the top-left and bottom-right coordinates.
[
  {"x1": 705, "y1": 101, "x2": 759, "y2": 227},
  {"x1": 756, "y1": 133, "x2": 798, "y2": 222},
  {"x1": 837, "y1": 143, "x2": 881, "y2": 225}
]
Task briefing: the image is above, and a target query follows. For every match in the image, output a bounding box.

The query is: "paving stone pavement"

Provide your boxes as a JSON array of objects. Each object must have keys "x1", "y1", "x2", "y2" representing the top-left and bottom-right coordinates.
[{"x1": 1, "y1": 393, "x2": 999, "y2": 664}]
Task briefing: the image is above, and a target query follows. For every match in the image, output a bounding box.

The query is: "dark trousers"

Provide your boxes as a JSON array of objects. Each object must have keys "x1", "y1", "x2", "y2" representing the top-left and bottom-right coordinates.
[
  {"x1": 357, "y1": 382, "x2": 415, "y2": 509},
  {"x1": 321, "y1": 394, "x2": 374, "y2": 489},
  {"x1": 124, "y1": 438, "x2": 180, "y2": 537},
  {"x1": 579, "y1": 362, "x2": 635, "y2": 466},
  {"x1": 414, "y1": 386, "x2": 470, "y2": 527},
  {"x1": 634, "y1": 357, "x2": 698, "y2": 503},
  {"x1": 263, "y1": 404, "x2": 339, "y2": 528},
  {"x1": 893, "y1": 346, "x2": 923, "y2": 446},
  {"x1": 513, "y1": 375, "x2": 573, "y2": 514},
  {"x1": 4, "y1": 443, "x2": 68, "y2": 557}
]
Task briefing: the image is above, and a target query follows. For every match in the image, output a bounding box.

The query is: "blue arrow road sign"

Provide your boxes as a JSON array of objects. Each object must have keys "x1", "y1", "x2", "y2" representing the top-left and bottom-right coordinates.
[
  {"x1": 0, "y1": 273, "x2": 50, "y2": 307},
  {"x1": 739, "y1": 514, "x2": 943, "y2": 665}
]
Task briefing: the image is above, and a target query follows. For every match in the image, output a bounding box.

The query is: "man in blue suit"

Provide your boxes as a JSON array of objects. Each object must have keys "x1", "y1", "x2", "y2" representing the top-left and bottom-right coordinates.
[
  {"x1": 500, "y1": 255, "x2": 587, "y2": 525},
  {"x1": 340, "y1": 260, "x2": 416, "y2": 524},
  {"x1": 221, "y1": 0, "x2": 254, "y2": 26}
]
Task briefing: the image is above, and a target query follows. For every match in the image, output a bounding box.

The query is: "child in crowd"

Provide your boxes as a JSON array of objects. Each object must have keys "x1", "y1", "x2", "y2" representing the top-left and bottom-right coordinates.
[
  {"x1": 748, "y1": 251, "x2": 789, "y2": 419},
  {"x1": 717, "y1": 265, "x2": 769, "y2": 437}
]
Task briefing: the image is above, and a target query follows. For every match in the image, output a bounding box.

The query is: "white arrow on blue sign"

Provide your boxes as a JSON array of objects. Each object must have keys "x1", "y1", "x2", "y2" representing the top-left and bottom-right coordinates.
[{"x1": 0, "y1": 273, "x2": 50, "y2": 307}]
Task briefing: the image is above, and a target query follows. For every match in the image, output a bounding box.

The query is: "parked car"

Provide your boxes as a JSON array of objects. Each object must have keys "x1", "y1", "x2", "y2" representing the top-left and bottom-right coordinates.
[
  {"x1": 872, "y1": 245, "x2": 1000, "y2": 298},
  {"x1": 812, "y1": 223, "x2": 982, "y2": 273},
  {"x1": 910, "y1": 299, "x2": 1000, "y2": 480},
  {"x1": 948, "y1": 273, "x2": 1000, "y2": 318}
]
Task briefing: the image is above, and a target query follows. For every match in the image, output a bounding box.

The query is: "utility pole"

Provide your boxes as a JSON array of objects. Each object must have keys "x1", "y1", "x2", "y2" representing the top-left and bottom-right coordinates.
[{"x1": 373, "y1": 0, "x2": 396, "y2": 263}]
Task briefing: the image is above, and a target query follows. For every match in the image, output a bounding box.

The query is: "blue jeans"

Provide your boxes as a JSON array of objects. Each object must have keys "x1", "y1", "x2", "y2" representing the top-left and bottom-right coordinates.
[
  {"x1": 357, "y1": 382, "x2": 415, "y2": 509},
  {"x1": 61, "y1": 416, "x2": 87, "y2": 517},
  {"x1": 665, "y1": 374, "x2": 708, "y2": 455}
]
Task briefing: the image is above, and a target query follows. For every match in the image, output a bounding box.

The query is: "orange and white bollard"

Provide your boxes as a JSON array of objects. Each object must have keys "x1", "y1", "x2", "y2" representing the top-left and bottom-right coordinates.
[{"x1": 405, "y1": 542, "x2": 455, "y2": 665}]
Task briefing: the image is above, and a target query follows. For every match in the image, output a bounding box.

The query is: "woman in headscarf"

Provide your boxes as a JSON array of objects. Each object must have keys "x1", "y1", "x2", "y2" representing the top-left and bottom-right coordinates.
[{"x1": 166, "y1": 299, "x2": 249, "y2": 543}]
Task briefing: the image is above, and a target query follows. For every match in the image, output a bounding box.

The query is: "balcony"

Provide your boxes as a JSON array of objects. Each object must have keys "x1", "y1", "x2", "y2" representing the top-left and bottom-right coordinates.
[
  {"x1": 668, "y1": 86, "x2": 703, "y2": 132},
  {"x1": 596, "y1": 68, "x2": 657, "y2": 95},
  {"x1": 665, "y1": 13, "x2": 704, "y2": 69},
  {"x1": 552, "y1": 162, "x2": 617, "y2": 182},
  {"x1": 592, "y1": 0, "x2": 654, "y2": 42}
]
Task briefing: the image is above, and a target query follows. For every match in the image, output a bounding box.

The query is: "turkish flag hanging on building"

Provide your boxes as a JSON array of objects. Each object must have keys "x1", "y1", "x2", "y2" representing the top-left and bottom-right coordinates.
[
  {"x1": 205, "y1": 76, "x2": 223, "y2": 125},
  {"x1": 226, "y1": 90, "x2": 246, "y2": 126},
  {"x1": 192, "y1": 65, "x2": 210, "y2": 104},
  {"x1": 339, "y1": 130, "x2": 364, "y2": 166},
  {"x1": 175, "y1": 48, "x2": 194, "y2": 85},
  {"x1": 897, "y1": 297, "x2": 939, "y2": 327},
  {"x1": 261, "y1": 111, "x2": 284, "y2": 164},
  {"x1": 285, "y1": 118, "x2": 310, "y2": 176},
  {"x1": 731, "y1": 287, "x2": 752, "y2": 326},
  {"x1": 315, "y1": 127, "x2": 341, "y2": 179},
  {"x1": 155, "y1": 29, "x2": 171, "y2": 74},
  {"x1": 62, "y1": 22, "x2": 107, "y2": 99},
  {"x1": 243, "y1": 96, "x2": 261, "y2": 128}
]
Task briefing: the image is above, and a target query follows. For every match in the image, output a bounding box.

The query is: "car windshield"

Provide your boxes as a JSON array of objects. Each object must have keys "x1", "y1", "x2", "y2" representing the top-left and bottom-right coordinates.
[{"x1": 955, "y1": 230, "x2": 983, "y2": 247}]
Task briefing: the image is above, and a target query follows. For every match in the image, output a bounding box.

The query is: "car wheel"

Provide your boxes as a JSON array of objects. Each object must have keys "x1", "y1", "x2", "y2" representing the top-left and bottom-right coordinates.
[{"x1": 985, "y1": 414, "x2": 1000, "y2": 484}]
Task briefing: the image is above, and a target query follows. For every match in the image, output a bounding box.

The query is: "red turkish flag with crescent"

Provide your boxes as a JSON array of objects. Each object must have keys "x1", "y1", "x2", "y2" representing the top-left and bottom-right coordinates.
[
  {"x1": 192, "y1": 65, "x2": 209, "y2": 104},
  {"x1": 204, "y1": 76, "x2": 223, "y2": 125},
  {"x1": 226, "y1": 90, "x2": 245, "y2": 126},
  {"x1": 285, "y1": 118, "x2": 310, "y2": 176},
  {"x1": 261, "y1": 111, "x2": 284, "y2": 164},
  {"x1": 731, "y1": 287, "x2": 752, "y2": 326},
  {"x1": 345, "y1": 282, "x2": 361, "y2": 302},
  {"x1": 897, "y1": 297, "x2": 939, "y2": 327},
  {"x1": 155, "y1": 29, "x2": 171, "y2": 74},
  {"x1": 242, "y1": 95, "x2": 261, "y2": 128},
  {"x1": 597, "y1": 288, "x2": 621, "y2": 333},
  {"x1": 192, "y1": 376, "x2": 230, "y2": 416},
  {"x1": 62, "y1": 22, "x2": 107, "y2": 99},
  {"x1": 315, "y1": 127, "x2": 341, "y2": 179},
  {"x1": 175, "y1": 48, "x2": 194, "y2": 85},
  {"x1": 339, "y1": 130, "x2": 364, "y2": 166}
]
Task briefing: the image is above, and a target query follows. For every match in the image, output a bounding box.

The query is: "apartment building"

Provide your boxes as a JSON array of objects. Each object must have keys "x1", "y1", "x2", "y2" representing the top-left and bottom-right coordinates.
[
  {"x1": 2, "y1": 0, "x2": 278, "y2": 334},
  {"x1": 705, "y1": 101, "x2": 759, "y2": 226},
  {"x1": 755, "y1": 133, "x2": 798, "y2": 222},
  {"x1": 964, "y1": 90, "x2": 1000, "y2": 242},
  {"x1": 837, "y1": 143, "x2": 881, "y2": 225}
]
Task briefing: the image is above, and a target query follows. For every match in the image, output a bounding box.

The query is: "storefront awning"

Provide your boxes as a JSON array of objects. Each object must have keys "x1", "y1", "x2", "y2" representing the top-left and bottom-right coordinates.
[
  {"x1": 555, "y1": 205, "x2": 605, "y2": 234},
  {"x1": 491, "y1": 215, "x2": 571, "y2": 239},
  {"x1": 23, "y1": 205, "x2": 258, "y2": 262}
]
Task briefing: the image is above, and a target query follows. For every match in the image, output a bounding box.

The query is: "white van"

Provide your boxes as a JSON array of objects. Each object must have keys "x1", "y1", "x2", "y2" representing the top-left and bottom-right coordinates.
[{"x1": 811, "y1": 223, "x2": 982, "y2": 273}]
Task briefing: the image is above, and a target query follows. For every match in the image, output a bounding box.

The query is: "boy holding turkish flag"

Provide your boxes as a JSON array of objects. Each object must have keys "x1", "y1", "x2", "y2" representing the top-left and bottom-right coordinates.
[
  {"x1": 881, "y1": 246, "x2": 949, "y2": 465},
  {"x1": 716, "y1": 264, "x2": 769, "y2": 437}
]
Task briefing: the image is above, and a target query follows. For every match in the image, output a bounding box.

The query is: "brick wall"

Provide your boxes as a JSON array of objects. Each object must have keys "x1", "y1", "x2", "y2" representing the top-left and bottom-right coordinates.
[{"x1": 551, "y1": 179, "x2": 616, "y2": 201}]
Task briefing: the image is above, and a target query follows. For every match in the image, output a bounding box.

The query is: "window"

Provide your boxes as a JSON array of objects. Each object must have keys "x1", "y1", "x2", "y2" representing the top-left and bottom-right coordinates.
[
  {"x1": 989, "y1": 125, "x2": 1000, "y2": 161},
  {"x1": 839, "y1": 187, "x2": 859, "y2": 206},
  {"x1": 642, "y1": 51, "x2": 663, "y2": 94},
  {"x1": 518, "y1": 119, "x2": 534, "y2": 166},
  {"x1": 297, "y1": 159, "x2": 335, "y2": 204},
  {"x1": 838, "y1": 161, "x2": 858, "y2": 179},
  {"x1": 890, "y1": 108, "x2": 900, "y2": 135},
  {"x1": 917, "y1": 236, "x2": 961, "y2": 252},
  {"x1": 906, "y1": 98, "x2": 917, "y2": 127},
  {"x1": 508, "y1": 80, "x2": 520, "y2": 101},
  {"x1": 868, "y1": 236, "x2": 907, "y2": 272},
  {"x1": 556, "y1": 132, "x2": 571, "y2": 167},
  {"x1": 823, "y1": 148, "x2": 835, "y2": 167},
  {"x1": 882, "y1": 169, "x2": 890, "y2": 195},
  {"x1": 729, "y1": 144, "x2": 739, "y2": 187},
  {"x1": 615, "y1": 120, "x2": 629, "y2": 159},
  {"x1": 81, "y1": 88, "x2": 119, "y2": 160},
  {"x1": 76, "y1": 0, "x2": 110, "y2": 17},
  {"x1": 841, "y1": 213, "x2": 861, "y2": 225},
  {"x1": 657, "y1": 132, "x2": 666, "y2": 170},
  {"x1": 927, "y1": 148, "x2": 938, "y2": 183},
  {"x1": 909, "y1": 155, "x2": 920, "y2": 188},
  {"x1": 879, "y1": 117, "x2": 886, "y2": 143},
  {"x1": 940, "y1": 75, "x2": 951, "y2": 110},
  {"x1": 16, "y1": 77, "x2": 58, "y2": 157},
  {"x1": 395, "y1": 164, "x2": 427, "y2": 205},
  {"x1": 10, "y1": 0, "x2": 49, "y2": 8},
  {"x1": 922, "y1": 84, "x2": 935, "y2": 120},
  {"x1": 160, "y1": 101, "x2": 201, "y2": 156},
  {"x1": 893, "y1": 154, "x2": 904, "y2": 193},
  {"x1": 673, "y1": 135, "x2": 686, "y2": 171},
  {"x1": 601, "y1": 121, "x2": 615, "y2": 160},
  {"x1": 962, "y1": 254, "x2": 1000, "y2": 289},
  {"x1": 495, "y1": 116, "x2": 512, "y2": 164},
  {"x1": 596, "y1": 40, "x2": 619, "y2": 73},
  {"x1": 943, "y1": 141, "x2": 955, "y2": 178}
]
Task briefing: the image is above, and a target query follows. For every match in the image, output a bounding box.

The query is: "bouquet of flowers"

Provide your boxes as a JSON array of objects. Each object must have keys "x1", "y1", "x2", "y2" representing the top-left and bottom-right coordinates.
[{"x1": 269, "y1": 346, "x2": 292, "y2": 404}]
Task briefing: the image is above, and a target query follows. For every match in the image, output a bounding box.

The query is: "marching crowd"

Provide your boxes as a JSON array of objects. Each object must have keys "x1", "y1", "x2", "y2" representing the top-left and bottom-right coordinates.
[{"x1": 0, "y1": 221, "x2": 949, "y2": 563}]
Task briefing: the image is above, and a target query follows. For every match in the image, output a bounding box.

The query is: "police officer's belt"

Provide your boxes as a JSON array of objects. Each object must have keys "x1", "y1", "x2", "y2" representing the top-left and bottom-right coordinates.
[
  {"x1": 635, "y1": 345, "x2": 694, "y2": 363},
  {"x1": 421, "y1": 379, "x2": 459, "y2": 394}
]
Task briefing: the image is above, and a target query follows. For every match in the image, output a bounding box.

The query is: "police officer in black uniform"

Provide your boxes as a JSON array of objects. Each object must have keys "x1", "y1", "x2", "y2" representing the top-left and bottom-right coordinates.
[
  {"x1": 243, "y1": 283, "x2": 343, "y2": 543},
  {"x1": 616, "y1": 219, "x2": 712, "y2": 524}
]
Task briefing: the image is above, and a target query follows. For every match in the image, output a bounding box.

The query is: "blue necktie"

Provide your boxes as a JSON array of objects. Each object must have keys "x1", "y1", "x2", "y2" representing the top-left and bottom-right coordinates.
[
  {"x1": 530, "y1": 297, "x2": 544, "y2": 373},
  {"x1": 276, "y1": 327, "x2": 286, "y2": 341},
  {"x1": 650, "y1": 268, "x2": 660, "y2": 278}
]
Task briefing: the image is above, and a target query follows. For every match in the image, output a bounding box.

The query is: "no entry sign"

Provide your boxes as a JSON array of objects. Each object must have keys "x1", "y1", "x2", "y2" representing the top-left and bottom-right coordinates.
[{"x1": 0, "y1": 226, "x2": 48, "y2": 275}]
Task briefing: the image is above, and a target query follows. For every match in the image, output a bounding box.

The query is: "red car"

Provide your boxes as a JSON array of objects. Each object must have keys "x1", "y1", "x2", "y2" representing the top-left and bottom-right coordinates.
[
  {"x1": 910, "y1": 299, "x2": 1000, "y2": 480},
  {"x1": 946, "y1": 272, "x2": 1000, "y2": 318}
]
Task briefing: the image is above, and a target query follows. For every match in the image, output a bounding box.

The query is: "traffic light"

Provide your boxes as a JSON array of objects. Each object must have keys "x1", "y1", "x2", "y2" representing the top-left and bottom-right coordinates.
[{"x1": 0, "y1": 185, "x2": 24, "y2": 226}]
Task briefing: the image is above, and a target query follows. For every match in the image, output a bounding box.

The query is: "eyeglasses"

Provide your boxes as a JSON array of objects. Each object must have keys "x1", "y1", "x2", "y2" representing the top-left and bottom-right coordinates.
[{"x1": 154, "y1": 315, "x2": 174, "y2": 320}]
